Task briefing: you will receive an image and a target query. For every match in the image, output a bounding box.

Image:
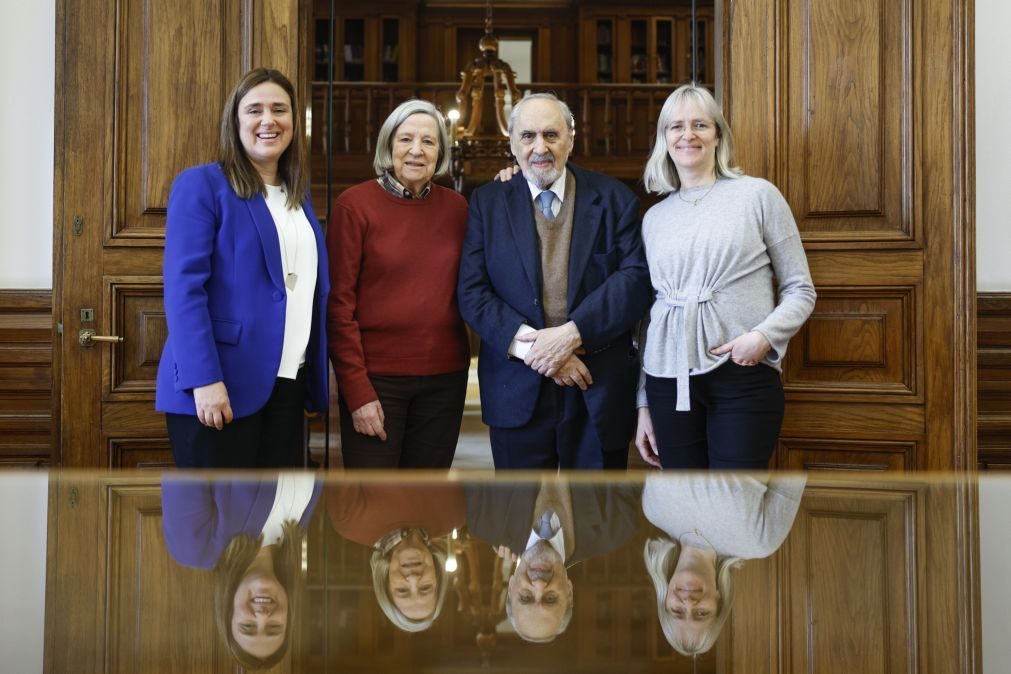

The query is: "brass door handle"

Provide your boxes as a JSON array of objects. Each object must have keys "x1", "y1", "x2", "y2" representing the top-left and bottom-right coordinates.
[{"x1": 78, "y1": 329, "x2": 124, "y2": 347}]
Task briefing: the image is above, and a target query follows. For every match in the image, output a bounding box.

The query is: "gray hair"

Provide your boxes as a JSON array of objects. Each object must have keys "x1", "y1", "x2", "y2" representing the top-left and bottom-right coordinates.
[
  {"x1": 504, "y1": 582, "x2": 574, "y2": 643},
  {"x1": 642, "y1": 83, "x2": 743, "y2": 195},
  {"x1": 643, "y1": 537, "x2": 744, "y2": 656},
  {"x1": 507, "y1": 92, "x2": 576, "y2": 135},
  {"x1": 370, "y1": 536, "x2": 450, "y2": 633},
  {"x1": 373, "y1": 99, "x2": 451, "y2": 178}
]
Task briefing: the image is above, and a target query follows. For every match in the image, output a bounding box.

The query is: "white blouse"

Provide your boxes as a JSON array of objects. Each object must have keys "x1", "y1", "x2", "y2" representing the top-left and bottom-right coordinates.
[{"x1": 264, "y1": 184, "x2": 318, "y2": 380}]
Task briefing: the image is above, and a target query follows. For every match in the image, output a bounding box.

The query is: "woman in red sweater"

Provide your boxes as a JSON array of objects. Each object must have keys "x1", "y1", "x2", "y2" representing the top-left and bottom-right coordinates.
[{"x1": 327, "y1": 99, "x2": 470, "y2": 468}]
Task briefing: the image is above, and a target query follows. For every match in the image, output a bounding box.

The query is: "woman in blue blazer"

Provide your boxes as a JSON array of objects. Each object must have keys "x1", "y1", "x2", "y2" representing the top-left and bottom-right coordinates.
[{"x1": 155, "y1": 68, "x2": 329, "y2": 467}]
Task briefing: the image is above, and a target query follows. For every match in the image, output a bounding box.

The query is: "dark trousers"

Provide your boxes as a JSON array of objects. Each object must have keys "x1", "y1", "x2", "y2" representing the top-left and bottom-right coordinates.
[
  {"x1": 339, "y1": 370, "x2": 468, "y2": 469},
  {"x1": 489, "y1": 377, "x2": 628, "y2": 470},
  {"x1": 645, "y1": 362, "x2": 784, "y2": 470},
  {"x1": 167, "y1": 371, "x2": 307, "y2": 468}
]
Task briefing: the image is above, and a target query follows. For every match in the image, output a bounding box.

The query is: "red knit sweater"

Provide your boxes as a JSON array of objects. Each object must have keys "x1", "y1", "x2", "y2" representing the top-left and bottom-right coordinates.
[{"x1": 326, "y1": 180, "x2": 470, "y2": 411}]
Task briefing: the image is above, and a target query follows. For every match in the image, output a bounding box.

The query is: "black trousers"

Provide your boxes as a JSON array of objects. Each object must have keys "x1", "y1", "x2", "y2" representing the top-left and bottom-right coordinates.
[
  {"x1": 489, "y1": 377, "x2": 628, "y2": 470},
  {"x1": 645, "y1": 361, "x2": 784, "y2": 470},
  {"x1": 338, "y1": 370, "x2": 468, "y2": 469},
  {"x1": 167, "y1": 371, "x2": 307, "y2": 468}
]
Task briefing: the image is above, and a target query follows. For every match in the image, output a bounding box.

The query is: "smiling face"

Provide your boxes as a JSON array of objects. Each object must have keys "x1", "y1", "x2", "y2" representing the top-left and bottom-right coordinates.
[
  {"x1": 231, "y1": 568, "x2": 289, "y2": 660},
  {"x1": 390, "y1": 112, "x2": 440, "y2": 196},
  {"x1": 387, "y1": 530, "x2": 438, "y2": 620},
  {"x1": 664, "y1": 548, "x2": 720, "y2": 645},
  {"x1": 236, "y1": 81, "x2": 293, "y2": 183},
  {"x1": 508, "y1": 540, "x2": 572, "y2": 640},
  {"x1": 510, "y1": 97, "x2": 574, "y2": 190},
  {"x1": 664, "y1": 98, "x2": 720, "y2": 180}
]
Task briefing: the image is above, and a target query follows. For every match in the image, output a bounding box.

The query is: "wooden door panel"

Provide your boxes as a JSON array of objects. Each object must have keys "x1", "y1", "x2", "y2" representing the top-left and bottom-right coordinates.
[
  {"x1": 115, "y1": 0, "x2": 246, "y2": 241},
  {"x1": 104, "y1": 277, "x2": 165, "y2": 397},
  {"x1": 105, "y1": 485, "x2": 235, "y2": 672},
  {"x1": 785, "y1": 487, "x2": 917, "y2": 674},
  {"x1": 107, "y1": 437, "x2": 174, "y2": 469},
  {"x1": 784, "y1": 0, "x2": 911, "y2": 240},
  {"x1": 779, "y1": 438, "x2": 913, "y2": 471},
  {"x1": 786, "y1": 288, "x2": 917, "y2": 393}
]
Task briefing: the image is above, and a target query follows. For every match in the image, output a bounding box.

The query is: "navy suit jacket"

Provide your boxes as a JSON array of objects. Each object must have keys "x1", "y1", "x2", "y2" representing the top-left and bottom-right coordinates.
[
  {"x1": 464, "y1": 483, "x2": 642, "y2": 566},
  {"x1": 457, "y1": 163, "x2": 652, "y2": 449},
  {"x1": 155, "y1": 163, "x2": 329, "y2": 417}
]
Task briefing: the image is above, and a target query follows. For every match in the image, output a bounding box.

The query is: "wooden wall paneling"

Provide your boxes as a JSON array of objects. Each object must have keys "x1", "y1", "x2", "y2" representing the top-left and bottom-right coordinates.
[
  {"x1": 0, "y1": 291, "x2": 52, "y2": 464},
  {"x1": 977, "y1": 293, "x2": 1011, "y2": 468}
]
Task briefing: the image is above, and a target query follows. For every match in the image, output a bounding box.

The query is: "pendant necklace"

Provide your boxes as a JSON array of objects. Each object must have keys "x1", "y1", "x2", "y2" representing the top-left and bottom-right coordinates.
[
  {"x1": 277, "y1": 201, "x2": 299, "y2": 291},
  {"x1": 676, "y1": 181, "x2": 717, "y2": 207}
]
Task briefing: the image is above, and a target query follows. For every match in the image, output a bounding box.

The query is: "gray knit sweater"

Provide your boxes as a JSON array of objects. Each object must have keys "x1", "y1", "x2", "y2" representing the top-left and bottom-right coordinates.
[
  {"x1": 642, "y1": 473, "x2": 806, "y2": 559},
  {"x1": 637, "y1": 175, "x2": 816, "y2": 410}
]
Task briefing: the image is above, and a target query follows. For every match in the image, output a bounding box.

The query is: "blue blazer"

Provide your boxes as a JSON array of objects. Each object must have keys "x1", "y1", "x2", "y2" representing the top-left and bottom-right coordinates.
[
  {"x1": 155, "y1": 163, "x2": 329, "y2": 417},
  {"x1": 162, "y1": 477, "x2": 322, "y2": 569},
  {"x1": 457, "y1": 163, "x2": 652, "y2": 449}
]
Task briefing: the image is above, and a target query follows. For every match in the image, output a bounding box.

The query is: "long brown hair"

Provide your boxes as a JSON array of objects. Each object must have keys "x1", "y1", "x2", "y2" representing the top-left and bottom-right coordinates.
[
  {"x1": 218, "y1": 68, "x2": 309, "y2": 210},
  {"x1": 213, "y1": 520, "x2": 305, "y2": 670}
]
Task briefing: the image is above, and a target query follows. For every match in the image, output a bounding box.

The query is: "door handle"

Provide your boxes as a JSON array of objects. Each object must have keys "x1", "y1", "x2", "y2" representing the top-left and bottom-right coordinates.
[{"x1": 78, "y1": 329, "x2": 124, "y2": 347}]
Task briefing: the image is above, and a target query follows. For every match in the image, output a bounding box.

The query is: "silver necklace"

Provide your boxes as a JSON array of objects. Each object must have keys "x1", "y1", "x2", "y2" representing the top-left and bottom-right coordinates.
[
  {"x1": 276, "y1": 191, "x2": 299, "y2": 290},
  {"x1": 676, "y1": 181, "x2": 717, "y2": 207}
]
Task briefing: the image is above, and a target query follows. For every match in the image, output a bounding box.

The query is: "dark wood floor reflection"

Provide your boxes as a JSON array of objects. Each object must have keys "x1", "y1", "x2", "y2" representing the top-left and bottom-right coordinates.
[{"x1": 43, "y1": 473, "x2": 977, "y2": 673}]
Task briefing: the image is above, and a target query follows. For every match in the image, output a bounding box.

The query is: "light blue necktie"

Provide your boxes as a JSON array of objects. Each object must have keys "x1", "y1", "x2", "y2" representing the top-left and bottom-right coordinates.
[
  {"x1": 537, "y1": 190, "x2": 555, "y2": 220},
  {"x1": 535, "y1": 510, "x2": 560, "y2": 539}
]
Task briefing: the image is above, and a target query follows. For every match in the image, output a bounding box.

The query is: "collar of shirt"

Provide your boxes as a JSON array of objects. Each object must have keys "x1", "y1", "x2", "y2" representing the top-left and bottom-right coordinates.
[
  {"x1": 524, "y1": 523, "x2": 567, "y2": 563},
  {"x1": 525, "y1": 168, "x2": 567, "y2": 213},
  {"x1": 379, "y1": 171, "x2": 432, "y2": 199}
]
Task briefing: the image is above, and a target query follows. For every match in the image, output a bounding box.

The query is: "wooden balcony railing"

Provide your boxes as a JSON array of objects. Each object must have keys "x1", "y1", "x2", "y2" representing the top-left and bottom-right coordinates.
[{"x1": 308, "y1": 81, "x2": 687, "y2": 161}]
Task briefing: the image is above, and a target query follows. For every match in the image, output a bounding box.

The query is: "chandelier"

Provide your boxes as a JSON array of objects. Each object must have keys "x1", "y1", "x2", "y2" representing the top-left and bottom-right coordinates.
[{"x1": 448, "y1": 0, "x2": 522, "y2": 191}]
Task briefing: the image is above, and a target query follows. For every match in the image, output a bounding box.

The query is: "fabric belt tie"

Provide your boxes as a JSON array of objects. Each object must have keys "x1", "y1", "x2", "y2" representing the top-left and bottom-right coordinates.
[{"x1": 659, "y1": 288, "x2": 715, "y2": 412}]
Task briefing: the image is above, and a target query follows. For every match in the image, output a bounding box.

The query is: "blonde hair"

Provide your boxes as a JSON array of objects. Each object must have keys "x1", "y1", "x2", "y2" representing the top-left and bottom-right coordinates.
[
  {"x1": 643, "y1": 537, "x2": 744, "y2": 656},
  {"x1": 642, "y1": 83, "x2": 743, "y2": 195}
]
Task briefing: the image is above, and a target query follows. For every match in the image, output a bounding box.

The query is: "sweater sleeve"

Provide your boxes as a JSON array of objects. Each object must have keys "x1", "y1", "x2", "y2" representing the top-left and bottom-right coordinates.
[
  {"x1": 326, "y1": 199, "x2": 379, "y2": 411},
  {"x1": 751, "y1": 185, "x2": 817, "y2": 363}
]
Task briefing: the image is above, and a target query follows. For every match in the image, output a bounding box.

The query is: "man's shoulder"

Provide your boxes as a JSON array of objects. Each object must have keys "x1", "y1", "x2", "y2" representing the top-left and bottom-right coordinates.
[
  {"x1": 470, "y1": 175, "x2": 515, "y2": 203},
  {"x1": 568, "y1": 163, "x2": 635, "y2": 201}
]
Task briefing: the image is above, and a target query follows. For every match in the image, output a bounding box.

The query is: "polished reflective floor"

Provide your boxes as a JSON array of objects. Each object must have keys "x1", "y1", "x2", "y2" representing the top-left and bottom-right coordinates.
[{"x1": 15, "y1": 471, "x2": 1005, "y2": 672}]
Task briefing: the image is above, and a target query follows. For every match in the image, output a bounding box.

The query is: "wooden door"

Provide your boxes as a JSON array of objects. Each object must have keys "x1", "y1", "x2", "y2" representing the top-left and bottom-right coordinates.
[
  {"x1": 52, "y1": 0, "x2": 304, "y2": 467},
  {"x1": 724, "y1": 476, "x2": 979, "y2": 674},
  {"x1": 725, "y1": 0, "x2": 974, "y2": 472}
]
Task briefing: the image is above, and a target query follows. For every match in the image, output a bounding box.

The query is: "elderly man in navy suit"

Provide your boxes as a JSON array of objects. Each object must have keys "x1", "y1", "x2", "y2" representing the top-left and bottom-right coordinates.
[{"x1": 458, "y1": 93, "x2": 652, "y2": 469}]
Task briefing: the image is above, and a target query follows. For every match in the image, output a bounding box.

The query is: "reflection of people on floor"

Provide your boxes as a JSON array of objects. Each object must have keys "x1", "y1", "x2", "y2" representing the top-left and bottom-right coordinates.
[
  {"x1": 161, "y1": 473, "x2": 321, "y2": 670},
  {"x1": 641, "y1": 472, "x2": 806, "y2": 656},
  {"x1": 465, "y1": 480, "x2": 640, "y2": 642},
  {"x1": 325, "y1": 483, "x2": 466, "y2": 632}
]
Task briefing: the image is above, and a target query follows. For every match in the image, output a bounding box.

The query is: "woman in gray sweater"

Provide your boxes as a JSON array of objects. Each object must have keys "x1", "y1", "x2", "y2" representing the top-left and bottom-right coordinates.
[
  {"x1": 635, "y1": 84, "x2": 816, "y2": 469},
  {"x1": 642, "y1": 472, "x2": 806, "y2": 655}
]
